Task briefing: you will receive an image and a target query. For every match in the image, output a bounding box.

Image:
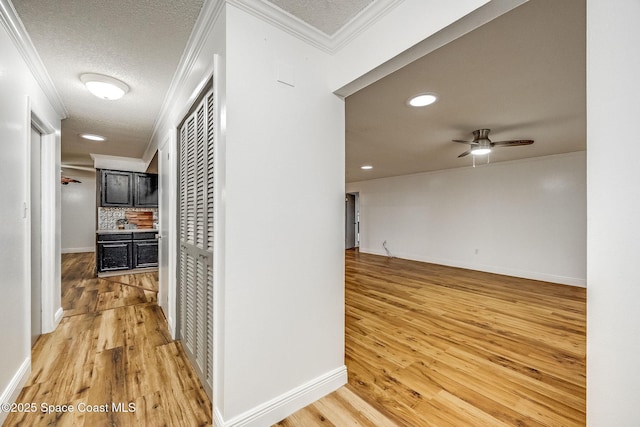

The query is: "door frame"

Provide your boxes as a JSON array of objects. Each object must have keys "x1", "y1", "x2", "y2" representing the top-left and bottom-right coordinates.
[
  {"x1": 158, "y1": 131, "x2": 177, "y2": 337},
  {"x1": 27, "y1": 99, "x2": 60, "y2": 345}
]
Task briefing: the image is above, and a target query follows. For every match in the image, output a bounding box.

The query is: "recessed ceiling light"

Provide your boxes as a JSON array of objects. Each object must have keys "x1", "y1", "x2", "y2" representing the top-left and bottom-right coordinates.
[
  {"x1": 361, "y1": 165, "x2": 373, "y2": 170},
  {"x1": 80, "y1": 133, "x2": 106, "y2": 142},
  {"x1": 407, "y1": 92, "x2": 438, "y2": 107},
  {"x1": 80, "y1": 73, "x2": 129, "y2": 100}
]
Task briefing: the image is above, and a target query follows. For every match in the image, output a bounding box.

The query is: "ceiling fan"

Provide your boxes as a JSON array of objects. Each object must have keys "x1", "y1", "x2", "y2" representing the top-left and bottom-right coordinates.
[{"x1": 453, "y1": 128, "x2": 534, "y2": 158}]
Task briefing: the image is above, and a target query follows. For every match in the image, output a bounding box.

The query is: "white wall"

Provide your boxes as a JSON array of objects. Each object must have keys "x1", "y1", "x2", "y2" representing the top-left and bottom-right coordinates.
[
  {"x1": 587, "y1": 0, "x2": 640, "y2": 424},
  {"x1": 220, "y1": 5, "x2": 346, "y2": 424},
  {"x1": 0, "y1": 5, "x2": 63, "y2": 422},
  {"x1": 61, "y1": 170, "x2": 96, "y2": 253},
  {"x1": 347, "y1": 152, "x2": 587, "y2": 286}
]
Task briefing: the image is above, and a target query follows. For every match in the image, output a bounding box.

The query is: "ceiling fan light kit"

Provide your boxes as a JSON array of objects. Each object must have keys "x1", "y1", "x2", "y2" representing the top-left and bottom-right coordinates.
[
  {"x1": 452, "y1": 128, "x2": 534, "y2": 164},
  {"x1": 80, "y1": 73, "x2": 129, "y2": 100},
  {"x1": 471, "y1": 146, "x2": 491, "y2": 156}
]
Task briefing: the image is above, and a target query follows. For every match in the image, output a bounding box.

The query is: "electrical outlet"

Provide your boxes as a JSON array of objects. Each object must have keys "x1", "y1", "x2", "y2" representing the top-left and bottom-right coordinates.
[{"x1": 474, "y1": 248, "x2": 479, "y2": 255}]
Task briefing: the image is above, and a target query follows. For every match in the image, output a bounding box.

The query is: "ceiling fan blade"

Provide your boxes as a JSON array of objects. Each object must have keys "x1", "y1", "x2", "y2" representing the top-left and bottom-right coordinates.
[
  {"x1": 458, "y1": 149, "x2": 472, "y2": 158},
  {"x1": 452, "y1": 139, "x2": 477, "y2": 145},
  {"x1": 492, "y1": 139, "x2": 534, "y2": 147}
]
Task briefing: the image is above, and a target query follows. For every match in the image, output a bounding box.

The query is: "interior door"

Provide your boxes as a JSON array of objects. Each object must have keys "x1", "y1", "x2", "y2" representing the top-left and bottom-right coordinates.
[
  {"x1": 30, "y1": 126, "x2": 42, "y2": 346},
  {"x1": 177, "y1": 81, "x2": 214, "y2": 398},
  {"x1": 158, "y1": 143, "x2": 170, "y2": 316}
]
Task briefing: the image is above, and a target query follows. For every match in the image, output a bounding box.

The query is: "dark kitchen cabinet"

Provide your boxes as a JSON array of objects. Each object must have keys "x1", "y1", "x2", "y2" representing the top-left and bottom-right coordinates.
[
  {"x1": 97, "y1": 232, "x2": 158, "y2": 272},
  {"x1": 97, "y1": 233, "x2": 133, "y2": 272},
  {"x1": 132, "y1": 231, "x2": 158, "y2": 268},
  {"x1": 100, "y1": 170, "x2": 133, "y2": 207},
  {"x1": 98, "y1": 169, "x2": 158, "y2": 208},
  {"x1": 133, "y1": 173, "x2": 158, "y2": 207}
]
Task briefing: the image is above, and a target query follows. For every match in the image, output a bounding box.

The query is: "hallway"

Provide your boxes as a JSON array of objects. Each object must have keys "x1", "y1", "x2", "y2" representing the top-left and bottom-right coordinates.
[{"x1": 3, "y1": 253, "x2": 211, "y2": 426}]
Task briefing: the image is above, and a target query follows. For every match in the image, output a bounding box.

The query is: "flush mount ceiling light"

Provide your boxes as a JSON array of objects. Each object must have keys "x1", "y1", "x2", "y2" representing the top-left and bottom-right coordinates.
[
  {"x1": 80, "y1": 73, "x2": 129, "y2": 100},
  {"x1": 407, "y1": 92, "x2": 438, "y2": 107},
  {"x1": 80, "y1": 133, "x2": 106, "y2": 142},
  {"x1": 361, "y1": 165, "x2": 373, "y2": 170}
]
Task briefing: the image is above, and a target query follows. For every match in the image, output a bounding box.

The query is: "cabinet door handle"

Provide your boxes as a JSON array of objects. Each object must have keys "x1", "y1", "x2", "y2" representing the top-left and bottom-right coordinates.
[{"x1": 155, "y1": 234, "x2": 161, "y2": 240}]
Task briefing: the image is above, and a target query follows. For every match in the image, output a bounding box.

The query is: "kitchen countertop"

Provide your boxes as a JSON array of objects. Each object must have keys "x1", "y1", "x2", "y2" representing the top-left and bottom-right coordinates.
[{"x1": 96, "y1": 229, "x2": 158, "y2": 234}]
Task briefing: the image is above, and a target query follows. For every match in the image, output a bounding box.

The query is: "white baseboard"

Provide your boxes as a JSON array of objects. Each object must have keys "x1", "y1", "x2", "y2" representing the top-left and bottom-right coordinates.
[
  {"x1": 0, "y1": 357, "x2": 30, "y2": 424},
  {"x1": 61, "y1": 247, "x2": 95, "y2": 254},
  {"x1": 54, "y1": 307, "x2": 64, "y2": 325},
  {"x1": 219, "y1": 365, "x2": 347, "y2": 427},
  {"x1": 167, "y1": 316, "x2": 176, "y2": 340},
  {"x1": 214, "y1": 407, "x2": 225, "y2": 427},
  {"x1": 360, "y1": 248, "x2": 586, "y2": 287}
]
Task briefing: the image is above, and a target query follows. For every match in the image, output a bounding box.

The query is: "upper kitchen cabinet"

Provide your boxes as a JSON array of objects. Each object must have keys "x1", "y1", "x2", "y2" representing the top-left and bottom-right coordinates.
[
  {"x1": 98, "y1": 169, "x2": 158, "y2": 208},
  {"x1": 133, "y1": 173, "x2": 158, "y2": 207},
  {"x1": 100, "y1": 169, "x2": 133, "y2": 206}
]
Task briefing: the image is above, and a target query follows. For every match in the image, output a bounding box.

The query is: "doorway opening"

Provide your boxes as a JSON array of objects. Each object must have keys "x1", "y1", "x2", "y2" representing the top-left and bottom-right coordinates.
[{"x1": 345, "y1": 192, "x2": 359, "y2": 250}]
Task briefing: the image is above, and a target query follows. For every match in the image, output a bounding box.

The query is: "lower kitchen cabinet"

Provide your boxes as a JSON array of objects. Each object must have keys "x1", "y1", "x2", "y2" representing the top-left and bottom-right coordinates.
[
  {"x1": 133, "y1": 240, "x2": 158, "y2": 268},
  {"x1": 97, "y1": 232, "x2": 158, "y2": 273},
  {"x1": 97, "y1": 241, "x2": 132, "y2": 272}
]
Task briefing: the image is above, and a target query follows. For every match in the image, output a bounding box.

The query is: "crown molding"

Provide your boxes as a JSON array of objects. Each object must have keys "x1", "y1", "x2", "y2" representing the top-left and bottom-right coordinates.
[
  {"x1": 144, "y1": 0, "x2": 402, "y2": 161},
  {"x1": 0, "y1": 0, "x2": 68, "y2": 119},
  {"x1": 330, "y1": 0, "x2": 404, "y2": 51},
  {"x1": 145, "y1": 0, "x2": 225, "y2": 163},
  {"x1": 228, "y1": 0, "x2": 404, "y2": 54},
  {"x1": 228, "y1": 0, "x2": 333, "y2": 52}
]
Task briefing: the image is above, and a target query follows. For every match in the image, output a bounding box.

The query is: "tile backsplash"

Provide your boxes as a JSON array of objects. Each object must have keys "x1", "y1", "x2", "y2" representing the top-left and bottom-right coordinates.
[{"x1": 98, "y1": 207, "x2": 158, "y2": 230}]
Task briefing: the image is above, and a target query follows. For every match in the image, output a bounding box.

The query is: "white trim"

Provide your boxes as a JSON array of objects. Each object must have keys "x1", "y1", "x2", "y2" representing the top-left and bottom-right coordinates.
[
  {"x1": 214, "y1": 407, "x2": 225, "y2": 427},
  {"x1": 212, "y1": 54, "x2": 226, "y2": 424},
  {"x1": 0, "y1": 0, "x2": 68, "y2": 119},
  {"x1": 30, "y1": 108, "x2": 60, "y2": 335},
  {"x1": 361, "y1": 248, "x2": 587, "y2": 288},
  {"x1": 0, "y1": 357, "x2": 30, "y2": 425},
  {"x1": 218, "y1": 366, "x2": 347, "y2": 427},
  {"x1": 167, "y1": 316, "x2": 175, "y2": 338},
  {"x1": 157, "y1": 130, "x2": 174, "y2": 336},
  {"x1": 54, "y1": 307, "x2": 63, "y2": 324},
  {"x1": 228, "y1": 0, "x2": 404, "y2": 53},
  {"x1": 61, "y1": 247, "x2": 95, "y2": 254},
  {"x1": 144, "y1": 0, "x2": 224, "y2": 164}
]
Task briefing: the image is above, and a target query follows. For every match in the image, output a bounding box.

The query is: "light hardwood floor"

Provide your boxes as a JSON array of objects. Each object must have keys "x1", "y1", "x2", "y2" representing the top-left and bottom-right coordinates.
[
  {"x1": 277, "y1": 250, "x2": 586, "y2": 426},
  {"x1": 7, "y1": 251, "x2": 585, "y2": 426},
  {"x1": 3, "y1": 252, "x2": 212, "y2": 427}
]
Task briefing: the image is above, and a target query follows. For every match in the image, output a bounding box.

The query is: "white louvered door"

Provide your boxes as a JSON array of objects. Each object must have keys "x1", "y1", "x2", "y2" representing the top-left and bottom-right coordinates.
[{"x1": 178, "y1": 83, "x2": 214, "y2": 398}]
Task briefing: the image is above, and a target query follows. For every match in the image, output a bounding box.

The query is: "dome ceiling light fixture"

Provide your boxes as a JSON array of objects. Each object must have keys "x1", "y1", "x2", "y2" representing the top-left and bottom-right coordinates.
[
  {"x1": 80, "y1": 133, "x2": 106, "y2": 142},
  {"x1": 80, "y1": 73, "x2": 129, "y2": 100}
]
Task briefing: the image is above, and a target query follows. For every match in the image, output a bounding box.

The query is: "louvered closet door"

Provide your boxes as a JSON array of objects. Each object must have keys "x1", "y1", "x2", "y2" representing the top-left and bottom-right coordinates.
[{"x1": 178, "y1": 85, "x2": 214, "y2": 398}]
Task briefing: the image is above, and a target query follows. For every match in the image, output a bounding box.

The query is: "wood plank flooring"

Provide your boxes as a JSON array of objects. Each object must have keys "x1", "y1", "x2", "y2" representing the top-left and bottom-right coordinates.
[
  {"x1": 277, "y1": 250, "x2": 586, "y2": 426},
  {"x1": 3, "y1": 252, "x2": 211, "y2": 427}
]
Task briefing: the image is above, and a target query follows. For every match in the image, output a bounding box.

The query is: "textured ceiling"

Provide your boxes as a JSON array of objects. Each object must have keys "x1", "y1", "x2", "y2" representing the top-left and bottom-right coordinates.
[
  {"x1": 266, "y1": 0, "x2": 374, "y2": 35},
  {"x1": 345, "y1": 0, "x2": 586, "y2": 182},
  {"x1": 12, "y1": 0, "x2": 204, "y2": 167}
]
